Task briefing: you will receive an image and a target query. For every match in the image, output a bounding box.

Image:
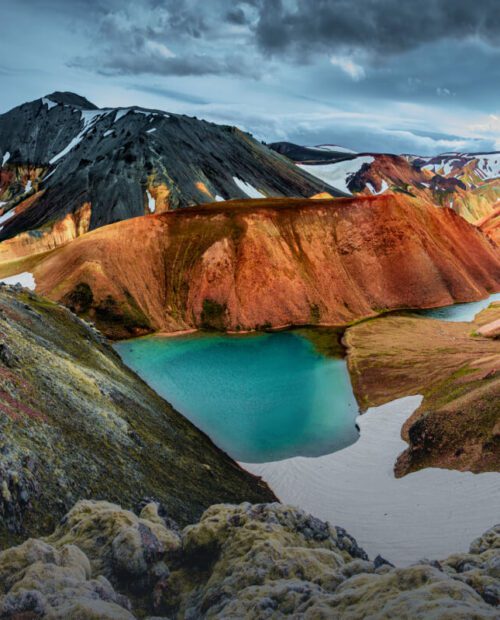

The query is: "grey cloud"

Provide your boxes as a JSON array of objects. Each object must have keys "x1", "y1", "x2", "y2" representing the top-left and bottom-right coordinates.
[
  {"x1": 254, "y1": 0, "x2": 500, "y2": 59},
  {"x1": 128, "y1": 84, "x2": 210, "y2": 104},
  {"x1": 71, "y1": 53, "x2": 255, "y2": 78}
]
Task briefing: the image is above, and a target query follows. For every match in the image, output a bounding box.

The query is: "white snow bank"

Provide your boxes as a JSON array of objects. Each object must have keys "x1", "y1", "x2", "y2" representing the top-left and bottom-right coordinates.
[
  {"x1": 233, "y1": 177, "x2": 265, "y2": 199},
  {"x1": 243, "y1": 395, "x2": 500, "y2": 566},
  {"x1": 215, "y1": 195, "x2": 225, "y2": 202},
  {"x1": 299, "y1": 156, "x2": 374, "y2": 194},
  {"x1": 0, "y1": 272, "x2": 36, "y2": 290},
  {"x1": 2, "y1": 151, "x2": 11, "y2": 167},
  {"x1": 25, "y1": 179, "x2": 32, "y2": 193}
]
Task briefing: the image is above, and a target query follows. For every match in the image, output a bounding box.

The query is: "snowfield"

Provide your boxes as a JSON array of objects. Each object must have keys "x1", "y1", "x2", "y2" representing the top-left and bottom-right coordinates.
[{"x1": 299, "y1": 156, "x2": 374, "y2": 194}]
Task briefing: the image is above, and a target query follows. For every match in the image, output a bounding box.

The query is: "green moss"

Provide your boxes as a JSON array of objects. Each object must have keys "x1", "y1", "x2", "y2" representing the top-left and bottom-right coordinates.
[
  {"x1": 297, "y1": 327, "x2": 345, "y2": 358},
  {"x1": 64, "y1": 282, "x2": 94, "y2": 314},
  {"x1": 201, "y1": 298, "x2": 227, "y2": 330},
  {"x1": 310, "y1": 304, "x2": 320, "y2": 324}
]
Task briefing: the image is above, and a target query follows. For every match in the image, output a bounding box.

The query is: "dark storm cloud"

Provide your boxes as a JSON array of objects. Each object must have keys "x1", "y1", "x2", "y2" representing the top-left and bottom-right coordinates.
[
  {"x1": 13, "y1": 0, "x2": 500, "y2": 78},
  {"x1": 254, "y1": 0, "x2": 500, "y2": 58}
]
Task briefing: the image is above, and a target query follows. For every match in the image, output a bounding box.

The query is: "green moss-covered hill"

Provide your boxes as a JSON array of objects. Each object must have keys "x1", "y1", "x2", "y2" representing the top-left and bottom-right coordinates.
[{"x1": 0, "y1": 285, "x2": 275, "y2": 548}]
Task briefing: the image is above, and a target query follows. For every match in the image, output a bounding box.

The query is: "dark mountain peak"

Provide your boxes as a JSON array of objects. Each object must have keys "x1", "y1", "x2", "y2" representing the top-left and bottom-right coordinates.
[
  {"x1": 0, "y1": 94, "x2": 345, "y2": 244},
  {"x1": 44, "y1": 92, "x2": 98, "y2": 110}
]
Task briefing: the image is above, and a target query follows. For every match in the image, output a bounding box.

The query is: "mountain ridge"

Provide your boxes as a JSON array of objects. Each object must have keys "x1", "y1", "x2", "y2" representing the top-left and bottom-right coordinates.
[{"x1": 0, "y1": 93, "x2": 343, "y2": 249}]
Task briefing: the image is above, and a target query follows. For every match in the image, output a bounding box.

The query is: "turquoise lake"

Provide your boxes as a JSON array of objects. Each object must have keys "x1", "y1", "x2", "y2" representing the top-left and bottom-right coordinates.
[
  {"x1": 115, "y1": 331, "x2": 359, "y2": 463},
  {"x1": 418, "y1": 293, "x2": 500, "y2": 322},
  {"x1": 115, "y1": 294, "x2": 499, "y2": 463}
]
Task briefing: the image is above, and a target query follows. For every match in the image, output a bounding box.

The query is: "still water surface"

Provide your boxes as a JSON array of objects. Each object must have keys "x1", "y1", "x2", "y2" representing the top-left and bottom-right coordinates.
[{"x1": 115, "y1": 331, "x2": 358, "y2": 462}]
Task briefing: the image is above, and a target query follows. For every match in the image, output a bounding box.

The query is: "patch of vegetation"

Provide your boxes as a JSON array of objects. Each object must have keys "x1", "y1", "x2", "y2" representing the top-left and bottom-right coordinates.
[
  {"x1": 310, "y1": 303, "x2": 320, "y2": 324},
  {"x1": 201, "y1": 298, "x2": 227, "y2": 330},
  {"x1": 297, "y1": 327, "x2": 346, "y2": 358},
  {"x1": 64, "y1": 282, "x2": 94, "y2": 313}
]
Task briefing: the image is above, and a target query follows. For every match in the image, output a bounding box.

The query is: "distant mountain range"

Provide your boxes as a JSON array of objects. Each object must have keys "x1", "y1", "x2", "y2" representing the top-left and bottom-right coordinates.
[
  {"x1": 0, "y1": 92, "x2": 342, "y2": 245},
  {"x1": 269, "y1": 142, "x2": 500, "y2": 239}
]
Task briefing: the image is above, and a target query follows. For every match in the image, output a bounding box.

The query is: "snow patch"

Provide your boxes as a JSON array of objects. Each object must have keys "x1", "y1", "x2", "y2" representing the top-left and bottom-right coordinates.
[
  {"x1": 49, "y1": 109, "x2": 108, "y2": 164},
  {"x1": 314, "y1": 144, "x2": 358, "y2": 154},
  {"x1": 232, "y1": 177, "x2": 266, "y2": 199},
  {"x1": 146, "y1": 128, "x2": 157, "y2": 134},
  {"x1": 42, "y1": 97, "x2": 58, "y2": 110},
  {"x1": 367, "y1": 179, "x2": 389, "y2": 195},
  {"x1": 299, "y1": 156, "x2": 375, "y2": 194},
  {"x1": 243, "y1": 395, "x2": 500, "y2": 566},
  {"x1": 146, "y1": 190, "x2": 156, "y2": 213},
  {"x1": 103, "y1": 130, "x2": 114, "y2": 138},
  {"x1": 25, "y1": 179, "x2": 33, "y2": 193},
  {"x1": 2, "y1": 152, "x2": 11, "y2": 167},
  {"x1": 114, "y1": 109, "x2": 131, "y2": 123},
  {"x1": 0, "y1": 208, "x2": 16, "y2": 231},
  {"x1": 0, "y1": 272, "x2": 36, "y2": 290},
  {"x1": 215, "y1": 195, "x2": 225, "y2": 202}
]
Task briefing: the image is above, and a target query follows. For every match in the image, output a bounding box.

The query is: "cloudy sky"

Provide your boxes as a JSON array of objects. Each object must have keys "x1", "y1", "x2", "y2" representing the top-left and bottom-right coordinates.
[{"x1": 2, "y1": 0, "x2": 500, "y2": 154}]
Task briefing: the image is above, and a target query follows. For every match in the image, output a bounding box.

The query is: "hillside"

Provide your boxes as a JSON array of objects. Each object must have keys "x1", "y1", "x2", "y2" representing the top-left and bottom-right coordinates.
[
  {"x1": 23, "y1": 193, "x2": 500, "y2": 338},
  {"x1": 0, "y1": 285, "x2": 274, "y2": 547},
  {"x1": 0, "y1": 93, "x2": 342, "y2": 261}
]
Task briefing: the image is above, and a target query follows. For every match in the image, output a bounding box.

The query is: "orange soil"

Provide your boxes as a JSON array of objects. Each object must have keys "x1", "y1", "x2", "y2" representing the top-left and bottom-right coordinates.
[{"x1": 31, "y1": 193, "x2": 500, "y2": 338}]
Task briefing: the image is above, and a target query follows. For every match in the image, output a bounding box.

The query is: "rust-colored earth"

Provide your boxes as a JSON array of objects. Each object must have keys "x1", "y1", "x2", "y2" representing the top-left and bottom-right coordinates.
[{"x1": 23, "y1": 193, "x2": 500, "y2": 338}]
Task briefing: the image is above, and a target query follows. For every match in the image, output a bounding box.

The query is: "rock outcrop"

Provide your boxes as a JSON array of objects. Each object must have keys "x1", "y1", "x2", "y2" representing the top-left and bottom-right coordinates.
[
  {"x1": 0, "y1": 285, "x2": 275, "y2": 547},
  {"x1": 27, "y1": 193, "x2": 500, "y2": 338},
  {"x1": 0, "y1": 500, "x2": 498, "y2": 618},
  {"x1": 344, "y1": 303, "x2": 500, "y2": 475}
]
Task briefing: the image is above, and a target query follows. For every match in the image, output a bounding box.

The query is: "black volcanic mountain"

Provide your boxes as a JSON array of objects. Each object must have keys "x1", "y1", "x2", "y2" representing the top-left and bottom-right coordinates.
[
  {"x1": 270, "y1": 141, "x2": 357, "y2": 164},
  {"x1": 0, "y1": 92, "x2": 343, "y2": 243}
]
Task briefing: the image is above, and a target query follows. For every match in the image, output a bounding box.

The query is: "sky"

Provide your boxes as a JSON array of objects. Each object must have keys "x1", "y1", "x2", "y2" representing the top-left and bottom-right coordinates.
[{"x1": 2, "y1": 0, "x2": 500, "y2": 155}]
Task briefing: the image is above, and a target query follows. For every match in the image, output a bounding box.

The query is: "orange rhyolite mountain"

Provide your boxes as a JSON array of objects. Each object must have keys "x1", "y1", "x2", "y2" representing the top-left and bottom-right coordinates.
[{"x1": 29, "y1": 193, "x2": 500, "y2": 338}]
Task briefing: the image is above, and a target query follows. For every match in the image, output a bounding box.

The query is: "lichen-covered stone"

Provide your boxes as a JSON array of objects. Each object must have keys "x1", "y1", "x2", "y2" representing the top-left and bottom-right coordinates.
[
  {"x1": 0, "y1": 537, "x2": 134, "y2": 619},
  {"x1": 0, "y1": 501, "x2": 498, "y2": 619},
  {"x1": 48, "y1": 500, "x2": 181, "y2": 590},
  {"x1": 162, "y1": 504, "x2": 499, "y2": 619}
]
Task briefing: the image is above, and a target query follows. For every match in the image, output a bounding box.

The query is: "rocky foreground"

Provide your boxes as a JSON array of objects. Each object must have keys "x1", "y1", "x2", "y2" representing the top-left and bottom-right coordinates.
[
  {"x1": 0, "y1": 285, "x2": 274, "y2": 547},
  {"x1": 22, "y1": 193, "x2": 500, "y2": 338},
  {"x1": 0, "y1": 499, "x2": 498, "y2": 619}
]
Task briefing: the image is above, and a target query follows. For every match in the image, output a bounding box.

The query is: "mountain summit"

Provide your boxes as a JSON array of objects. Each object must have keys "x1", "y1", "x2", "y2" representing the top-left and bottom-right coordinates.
[{"x1": 0, "y1": 93, "x2": 342, "y2": 248}]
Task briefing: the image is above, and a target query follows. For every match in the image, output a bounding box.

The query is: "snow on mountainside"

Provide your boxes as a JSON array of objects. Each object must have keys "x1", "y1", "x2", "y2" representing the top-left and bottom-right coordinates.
[
  {"x1": 275, "y1": 141, "x2": 500, "y2": 229},
  {"x1": 298, "y1": 157, "x2": 375, "y2": 194},
  {"x1": 414, "y1": 152, "x2": 500, "y2": 185},
  {"x1": 0, "y1": 93, "x2": 345, "y2": 248}
]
